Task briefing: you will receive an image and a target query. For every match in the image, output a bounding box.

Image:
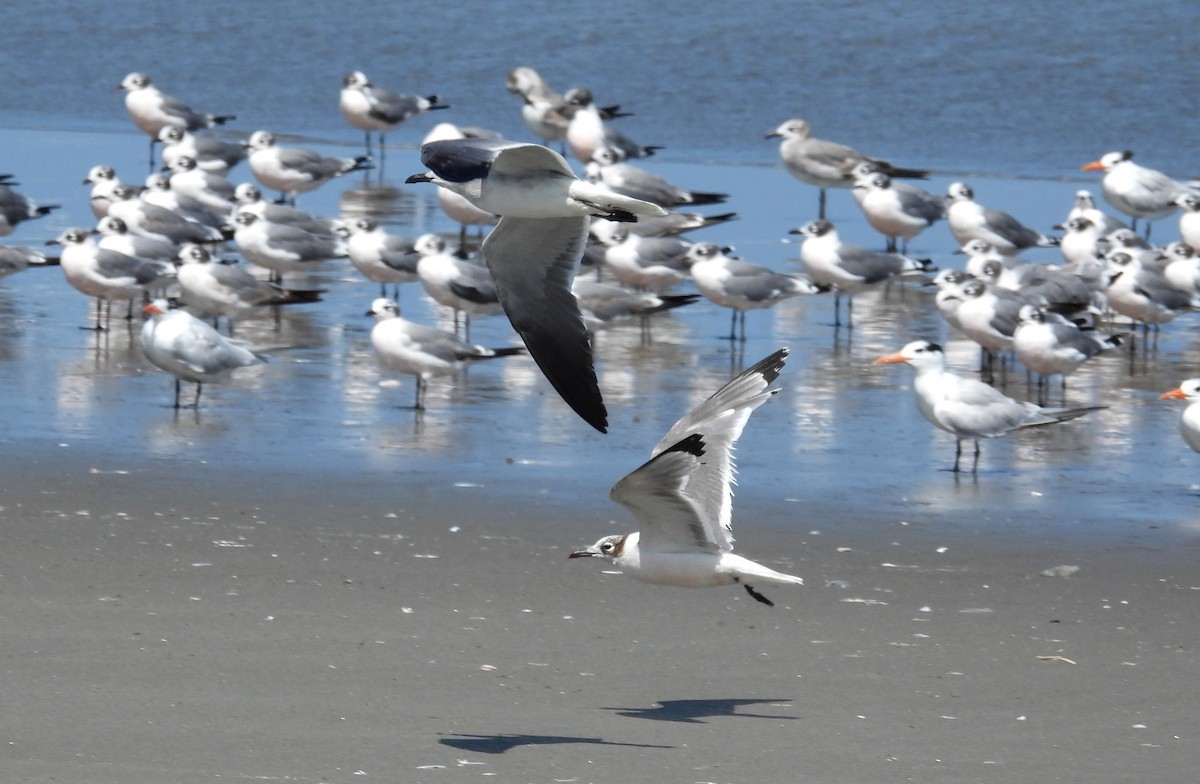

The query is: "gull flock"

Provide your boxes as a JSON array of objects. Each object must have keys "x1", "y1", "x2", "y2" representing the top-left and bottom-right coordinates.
[{"x1": 1, "y1": 66, "x2": 1200, "y2": 603}]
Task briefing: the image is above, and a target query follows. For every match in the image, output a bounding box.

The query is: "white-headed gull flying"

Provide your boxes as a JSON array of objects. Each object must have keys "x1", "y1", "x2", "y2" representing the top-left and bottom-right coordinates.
[{"x1": 570, "y1": 348, "x2": 803, "y2": 607}]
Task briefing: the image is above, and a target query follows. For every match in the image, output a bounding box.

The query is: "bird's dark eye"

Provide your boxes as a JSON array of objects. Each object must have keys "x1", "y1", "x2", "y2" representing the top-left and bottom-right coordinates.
[{"x1": 602, "y1": 542, "x2": 614, "y2": 552}]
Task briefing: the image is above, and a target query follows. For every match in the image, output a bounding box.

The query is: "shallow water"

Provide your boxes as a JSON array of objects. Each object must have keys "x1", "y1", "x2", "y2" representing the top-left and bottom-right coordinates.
[{"x1": 2, "y1": 2, "x2": 1200, "y2": 554}]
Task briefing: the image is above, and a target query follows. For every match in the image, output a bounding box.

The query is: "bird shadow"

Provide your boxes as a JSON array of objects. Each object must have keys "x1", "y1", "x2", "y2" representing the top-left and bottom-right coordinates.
[
  {"x1": 603, "y1": 697, "x2": 798, "y2": 724},
  {"x1": 438, "y1": 732, "x2": 673, "y2": 755}
]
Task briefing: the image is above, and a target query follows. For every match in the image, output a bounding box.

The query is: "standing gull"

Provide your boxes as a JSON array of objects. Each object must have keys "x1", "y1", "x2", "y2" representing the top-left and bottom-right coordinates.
[
  {"x1": 767, "y1": 118, "x2": 929, "y2": 219},
  {"x1": 340, "y1": 71, "x2": 448, "y2": 159},
  {"x1": 791, "y1": 218, "x2": 935, "y2": 327},
  {"x1": 946, "y1": 182, "x2": 1058, "y2": 255},
  {"x1": 852, "y1": 170, "x2": 944, "y2": 253},
  {"x1": 570, "y1": 348, "x2": 803, "y2": 607},
  {"x1": 159, "y1": 126, "x2": 246, "y2": 175},
  {"x1": 406, "y1": 137, "x2": 666, "y2": 432},
  {"x1": 687, "y1": 242, "x2": 824, "y2": 341},
  {"x1": 49, "y1": 228, "x2": 175, "y2": 329},
  {"x1": 246, "y1": 130, "x2": 371, "y2": 202},
  {"x1": 118, "y1": 72, "x2": 235, "y2": 167},
  {"x1": 366, "y1": 298, "x2": 523, "y2": 410}
]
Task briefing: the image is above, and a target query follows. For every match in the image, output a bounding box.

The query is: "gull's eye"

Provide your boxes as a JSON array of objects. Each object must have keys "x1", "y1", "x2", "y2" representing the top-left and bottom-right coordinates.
[{"x1": 602, "y1": 542, "x2": 614, "y2": 553}]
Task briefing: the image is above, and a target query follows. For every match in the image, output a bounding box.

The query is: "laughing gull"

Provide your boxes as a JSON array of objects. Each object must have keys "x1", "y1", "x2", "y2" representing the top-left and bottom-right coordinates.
[
  {"x1": 340, "y1": 71, "x2": 448, "y2": 159},
  {"x1": 159, "y1": 126, "x2": 246, "y2": 175},
  {"x1": 0, "y1": 246, "x2": 55, "y2": 279},
  {"x1": 1055, "y1": 216, "x2": 1108, "y2": 267},
  {"x1": 946, "y1": 182, "x2": 1058, "y2": 255},
  {"x1": 413, "y1": 233, "x2": 502, "y2": 336},
  {"x1": 852, "y1": 170, "x2": 944, "y2": 253},
  {"x1": 366, "y1": 297, "x2": 523, "y2": 410},
  {"x1": 0, "y1": 183, "x2": 59, "y2": 237},
  {"x1": 232, "y1": 183, "x2": 336, "y2": 236},
  {"x1": 246, "y1": 130, "x2": 371, "y2": 202},
  {"x1": 1104, "y1": 251, "x2": 1196, "y2": 329},
  {"x1": 140, "y1": 299, "x2": 266, "y2": 409},
  {"x1": 600, "y1": 209, "x2": 738, "y2": 238},
  {"x1": 48, "y1": 227, "x2": 175, "y2": 329},
  {"x1": 875, "y1": 341, "x2": 1104, "y2": 473},
  {"x1": 1066, "y1": 189, "x2": 1126, "y2": 235},
  {"x1": 339, "y1": 217, "x2": 419, "y2": 297},
  {"x1": 405, "y1": 137, "x2": 667, "y2": 432},
  {"x1": 1082, "y1": 150, "x2": 1200, "y2": 237},
  {"x1": 95, "y1": 216, "x2": 180, "y2": 262},
  {"x1": 107, "y1": 183, "x2": 225, "y2": 245},
  {"x1": 791, "y1": 218, "x2": 935, "y2": 327},
  {"x1": 1160, "y1": 379, "x2": 1200, "y2": 454},
  {"x1": 585, "y1": 146, "x2": 727, "y2": 207},
  {"x1": 1013, "y1": 304, "x2": 1122, "y2": 403},
  {"x1": 176, "y1": 244, "x2": 322, "y2": 328},
  {"x1": 165, "y1": 156, "x2": 237, "y2": 214},
  {"x1": 767, "y1": 118, "x2": 929, "y2": 219},
  {"x1": 421, "y1": 123, "x2": 499, "y2": 252},
  {"x1": 139, "y1": 173, "x2": 230, "y2": 234},
  {"x1": 594, "y1": 223, "x2": 693, "y2": 292},
  {"x1": 687, "y1": 243, "x2": 824, "y2": 341},
  {"x1": 119, "y1": 72, "x2": 235, "y2": 167},
  {"x1": 505, "y1": 67, "x2": 631, "y2": 147},
  {"x1": 565, "y1": 88, "x2": 659, "y2": 164},
  {"x1": 569, "y1": 348, "x2": 803, "y2": 607},
  {"x1": 232, "y1": 211, "x2": 344, "y2": 282},
  {"x1": 571, "y1": 279, "x2": 700, "y2": 332},
  {"x1": 83, "y1": 165, "x2": 124, "y2": 219}
]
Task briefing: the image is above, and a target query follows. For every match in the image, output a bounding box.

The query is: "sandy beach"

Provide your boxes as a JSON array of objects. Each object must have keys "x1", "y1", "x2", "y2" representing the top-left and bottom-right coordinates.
[{"x1": 1, "y1": 439, "x2": 1196, "y2": 784}]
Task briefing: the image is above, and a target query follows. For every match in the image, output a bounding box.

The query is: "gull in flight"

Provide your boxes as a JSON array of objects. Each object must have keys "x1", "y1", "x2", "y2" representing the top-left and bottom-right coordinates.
[
  {"x1": 569, "y1": 348, "x2": 803, "y2": 607},
  {"x1": 875, "y1": 340, "x2": 1104, "y2": 473},
  {"x1": 406, "y1": 137, "x2": 666, "y2": 432}
]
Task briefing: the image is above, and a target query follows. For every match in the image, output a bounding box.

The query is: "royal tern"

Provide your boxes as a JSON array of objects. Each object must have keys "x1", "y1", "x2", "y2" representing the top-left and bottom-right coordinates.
[
  {"x1": 247, "y1": 130, "x2": 371, "y2": 201},
  {"x1": 340, "y1": 71, "x2": 448, "y2": 159},
  {"x1": 946, "y1": 182, "x2": 1058, "y2": 255},
  {"x1": 687, "y1": 242, "x2": 824, "y2": 341},
  {"x1": 875, "y1": 341, "x2": 1104, "y2": 473},
  {"x1": 366, "y1": 298, "x2": 523, "y2": 410},
  {"x1": 406, "y1": 137, "x2": 667, "y2": 432},
  {"x1": 570, "y1": 348, "x2": 803, "y2": 607},
  {"x1": 1160, "y1": 380, "x2": 1200, "y2": 454},
  {"x1": 767, "y1": 118, "x2": 929, "y2": 219},
  {"x1": 140, "y1": 299, "x2": 266, "y2": 408},
  {"x1": 1082, "y1": 150, "x2": 1199, "y2": 237}
]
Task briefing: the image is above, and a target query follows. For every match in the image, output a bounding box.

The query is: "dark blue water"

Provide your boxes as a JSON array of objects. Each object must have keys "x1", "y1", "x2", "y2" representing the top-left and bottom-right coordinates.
[
  {"x1": 4, "y1": 1, "x2": 1197, "y2": 174},
  {"x1": 2, "y1": 2, "x2": 1199, "y2": 550}
]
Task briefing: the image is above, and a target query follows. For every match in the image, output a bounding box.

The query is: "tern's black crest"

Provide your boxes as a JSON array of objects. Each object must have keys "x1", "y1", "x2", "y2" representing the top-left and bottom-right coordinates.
[{"x1": 419, "y1": 139, "x2": 506, "y2": 184}]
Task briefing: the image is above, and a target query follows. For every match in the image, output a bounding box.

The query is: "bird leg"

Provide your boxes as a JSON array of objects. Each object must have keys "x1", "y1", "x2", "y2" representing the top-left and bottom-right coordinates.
[
  {"x1": 953, "y1": 439, "x2": 963, "y2": 473},
  {"x1": 743, "y1": 584, "x2": 775, "y2": 607},
  {"x1": 173, "y1": 377, "x2": 182, "y2": 409},
  {"x1": 971, "y1": 440, "x2": 981, "y2": 473},
  {"x1": 818, "y1": 188, "x2": 827, "y2": 220}
]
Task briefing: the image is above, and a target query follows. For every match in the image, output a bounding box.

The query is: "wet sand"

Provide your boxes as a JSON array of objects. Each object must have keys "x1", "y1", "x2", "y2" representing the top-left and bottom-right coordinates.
[{"x1": 1, "y1": 441, "x2": 1197, "y2": 784}]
